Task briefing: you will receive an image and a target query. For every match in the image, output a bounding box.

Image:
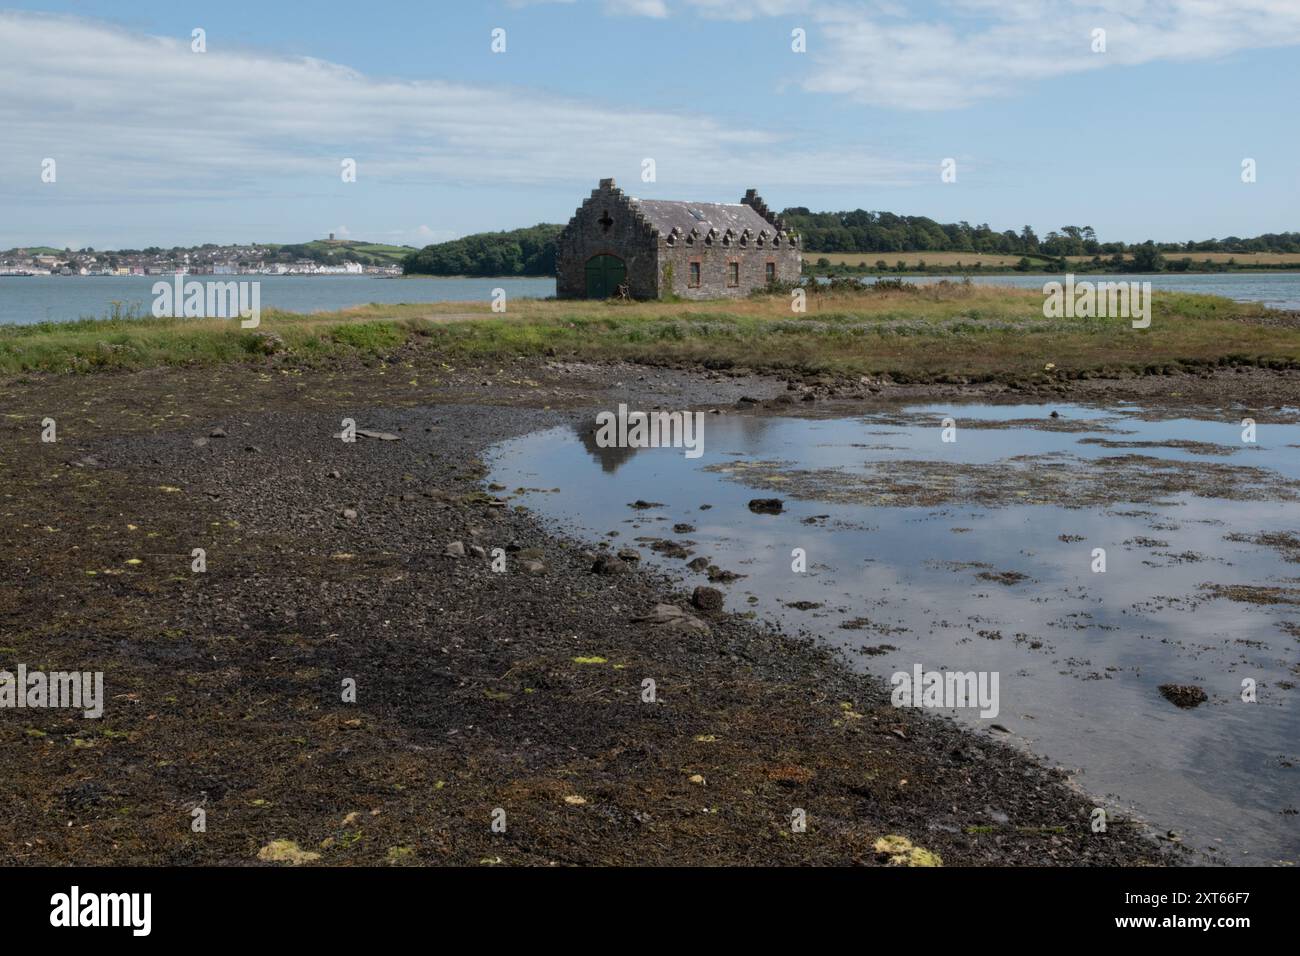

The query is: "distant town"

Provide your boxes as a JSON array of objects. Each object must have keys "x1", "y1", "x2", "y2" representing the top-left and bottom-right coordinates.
[{"x1": 0, "y1": 236, "x2": 412, "y2": 277}]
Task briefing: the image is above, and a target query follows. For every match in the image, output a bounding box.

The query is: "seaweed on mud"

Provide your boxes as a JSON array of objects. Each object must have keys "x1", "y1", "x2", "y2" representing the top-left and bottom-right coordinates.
[
  {"x1": 1077, "y1": 437, "x2": 1236, "y2": 456},
  {"x1": 1225, "y1": 530, "x2": 1300, "y2": 563},
  {"x1": 704, "y1": 453, "x2": 1300, "y2": 509},
  {"x1": 1199, "y1": 583, "x2": 1300, "y2": 606}
]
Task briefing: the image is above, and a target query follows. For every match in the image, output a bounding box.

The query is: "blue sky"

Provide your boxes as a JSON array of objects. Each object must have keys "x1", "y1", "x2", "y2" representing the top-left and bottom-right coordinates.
[{"x1": 1, "y1": 0, "x2": 1297, "y2": 250}]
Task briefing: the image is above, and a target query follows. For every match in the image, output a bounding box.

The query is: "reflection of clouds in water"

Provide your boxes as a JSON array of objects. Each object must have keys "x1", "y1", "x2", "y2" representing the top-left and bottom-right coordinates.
[
  {"x1": 834, "y1": 530, "x2": 1287, "y2": 849},
  {"x1": 706, "y1": 496, "x2": 1297, "y2": 859},
  {"x1": 845, "y1": 500, "x2": 1298, "y2": 855},
  {"x1": 491, "y1": 409, "x2": 1300, "y2": 860}
]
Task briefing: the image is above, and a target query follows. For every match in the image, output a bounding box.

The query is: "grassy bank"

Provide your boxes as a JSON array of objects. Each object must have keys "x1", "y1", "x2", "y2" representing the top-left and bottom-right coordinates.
[
  {"x1": 814, "y1": 251, "x2": 1051, "y2": 270},
  {"x1": 811, "y1": 250, "x2": 1300, "y2": 275},
  {"x1": 2, "y1": 283, "x2": 1298, "y2": 383}
]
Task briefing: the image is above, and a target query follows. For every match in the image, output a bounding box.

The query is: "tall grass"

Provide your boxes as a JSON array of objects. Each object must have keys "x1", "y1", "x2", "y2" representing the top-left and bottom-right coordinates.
[{"x1": 0, "y1": 286, "x2": 1295, "y2": 380}]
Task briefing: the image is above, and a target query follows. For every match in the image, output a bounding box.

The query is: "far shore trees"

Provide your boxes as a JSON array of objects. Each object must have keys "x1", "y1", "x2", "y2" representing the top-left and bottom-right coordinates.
[{"x1": 402, "y1": 224, "x2": 561, "y2": 277}]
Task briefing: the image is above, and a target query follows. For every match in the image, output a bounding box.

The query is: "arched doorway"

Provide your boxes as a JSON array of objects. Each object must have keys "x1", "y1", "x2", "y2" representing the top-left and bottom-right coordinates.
[{"x1": 584, "y1": 254, "x2": 626, "y2": 299}]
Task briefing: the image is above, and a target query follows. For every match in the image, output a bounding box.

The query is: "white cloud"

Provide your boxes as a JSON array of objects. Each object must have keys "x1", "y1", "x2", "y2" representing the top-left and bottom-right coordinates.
[
  {"x1": 804, "y1": 0, "x2": 1300, "y2": 109},
  {"x1": 605, "y1": 0, "x2": 670, "y2": 16},
  {"x1": 681, "y1": 0, "x2": 811, "y2": 19},
  {"x1": 0, "y1": 10, "x2": 915, "y2": 204},
  {"x1": 507, "y1": 0, "x2": 668, "y2": 16},
  {"x1": 510, "y1": 0, "x2": 1300, "y2": 109}
]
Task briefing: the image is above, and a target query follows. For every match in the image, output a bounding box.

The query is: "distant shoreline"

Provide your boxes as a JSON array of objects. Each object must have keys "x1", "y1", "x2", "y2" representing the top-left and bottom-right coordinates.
[
  {"x1": 17, "y1": 269, "x2": 1300, "y2": 280},
  {"x1": 809, "y1": 266, "x2": 1300, "y2": 277},
  {"x1": 400, "y1": 268, "x2": 1300, "y2": 279}
]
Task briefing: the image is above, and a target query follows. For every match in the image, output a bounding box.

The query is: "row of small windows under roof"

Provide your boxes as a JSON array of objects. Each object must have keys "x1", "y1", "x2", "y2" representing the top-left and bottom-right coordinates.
[{"x1": 665, "y1": 226, "x2": 787, "y2": 247}]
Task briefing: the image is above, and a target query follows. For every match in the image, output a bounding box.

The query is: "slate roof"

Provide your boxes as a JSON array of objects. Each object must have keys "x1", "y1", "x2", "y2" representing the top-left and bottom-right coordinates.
[{"x1": 628, "y1": 199, "x2": 777, "y2": 238}]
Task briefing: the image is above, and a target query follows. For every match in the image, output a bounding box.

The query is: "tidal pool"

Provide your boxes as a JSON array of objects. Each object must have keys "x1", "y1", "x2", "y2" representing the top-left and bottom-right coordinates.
[{"x1": 486, "y1": 402, "x2": 1300, "y2": 864}]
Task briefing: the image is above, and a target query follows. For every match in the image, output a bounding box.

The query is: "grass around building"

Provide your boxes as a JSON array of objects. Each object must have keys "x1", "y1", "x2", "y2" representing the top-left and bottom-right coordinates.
[
  {"x1": 811, "y1": 250, "x2": 1300, "y2": 275},
  {"x1": 2, "y1": 283, "x2": 1297, "y2": 383}
]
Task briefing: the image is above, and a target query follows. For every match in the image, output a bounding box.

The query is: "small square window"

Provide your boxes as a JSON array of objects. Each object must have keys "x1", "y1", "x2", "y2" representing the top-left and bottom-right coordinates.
[
  {"x1": 689, "y1": 261, "x2": 701, "y2": 288},
  {"x1": 727, "y1": 262, "x2": 739, "y2": 287}
]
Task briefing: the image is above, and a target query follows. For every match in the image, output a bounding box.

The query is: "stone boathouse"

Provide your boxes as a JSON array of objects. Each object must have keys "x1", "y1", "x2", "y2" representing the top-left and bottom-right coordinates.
[{"x1": 556, "y1": 178, "x2": 801, "y2": 300}]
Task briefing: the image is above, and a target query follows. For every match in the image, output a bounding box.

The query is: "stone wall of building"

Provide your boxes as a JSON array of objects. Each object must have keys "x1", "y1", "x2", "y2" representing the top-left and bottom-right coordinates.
[
  {"x1": 555, "y1": 179, "x2": 659, "y2": 299},
  {"x1": 657, "y1": 233, "x2": 801, "y2": 300}
]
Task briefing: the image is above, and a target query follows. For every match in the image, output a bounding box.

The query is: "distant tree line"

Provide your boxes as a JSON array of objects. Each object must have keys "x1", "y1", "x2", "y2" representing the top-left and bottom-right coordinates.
[
  {"x1": 809, "y1": 240, "x2": 1171, "y2": 275},
  {"x1": 402, "y1": 224, "x2": 560, "y2": 276},
  {"x1": 779, "y1": 209, "x2": 1300, "y2": 257},
  {"x1": 396, "y1": 213, "x2": 1299, "y2": 277}
]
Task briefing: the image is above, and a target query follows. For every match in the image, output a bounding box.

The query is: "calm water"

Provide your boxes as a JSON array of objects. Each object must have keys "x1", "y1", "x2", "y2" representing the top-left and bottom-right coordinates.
[
  {"x1": 2, "y1": 272, "x2": 1299, "y2": 326},
  {"x1": 0, "y1": 275, "x2": 557, "y2": 325},
  {"x1": 487, "y1": 404, "x2": 1300, "y2": 864}
]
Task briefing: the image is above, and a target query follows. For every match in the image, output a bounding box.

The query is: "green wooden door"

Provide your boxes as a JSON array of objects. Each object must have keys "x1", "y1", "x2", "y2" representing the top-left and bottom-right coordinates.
[{"x1": 585, "y1": 255, "x2": 626, "y2": 299}]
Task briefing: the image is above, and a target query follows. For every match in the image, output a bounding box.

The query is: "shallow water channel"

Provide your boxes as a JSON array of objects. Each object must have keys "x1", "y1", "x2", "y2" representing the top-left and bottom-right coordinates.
[{"x1": 487, "y1": 402, "x2": 1300, "y2": 863}]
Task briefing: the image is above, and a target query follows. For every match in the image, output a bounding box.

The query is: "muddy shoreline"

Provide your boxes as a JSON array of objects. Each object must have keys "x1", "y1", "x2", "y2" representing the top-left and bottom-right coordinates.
[{"x1": 5, "y1": 355, "x2": 1274, "y2": 865}]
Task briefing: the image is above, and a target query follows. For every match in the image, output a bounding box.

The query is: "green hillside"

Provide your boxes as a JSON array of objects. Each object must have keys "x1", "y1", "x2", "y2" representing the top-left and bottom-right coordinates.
[
  {"x1": 2, "y1": 245, "x2": 63, "y2": 256},
  {"x1": 402, "y1": 224, "x2": 561, "y2": 277},
  {"x1": 270, "y1": 239, "x2": 415, "y2": 267}
]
